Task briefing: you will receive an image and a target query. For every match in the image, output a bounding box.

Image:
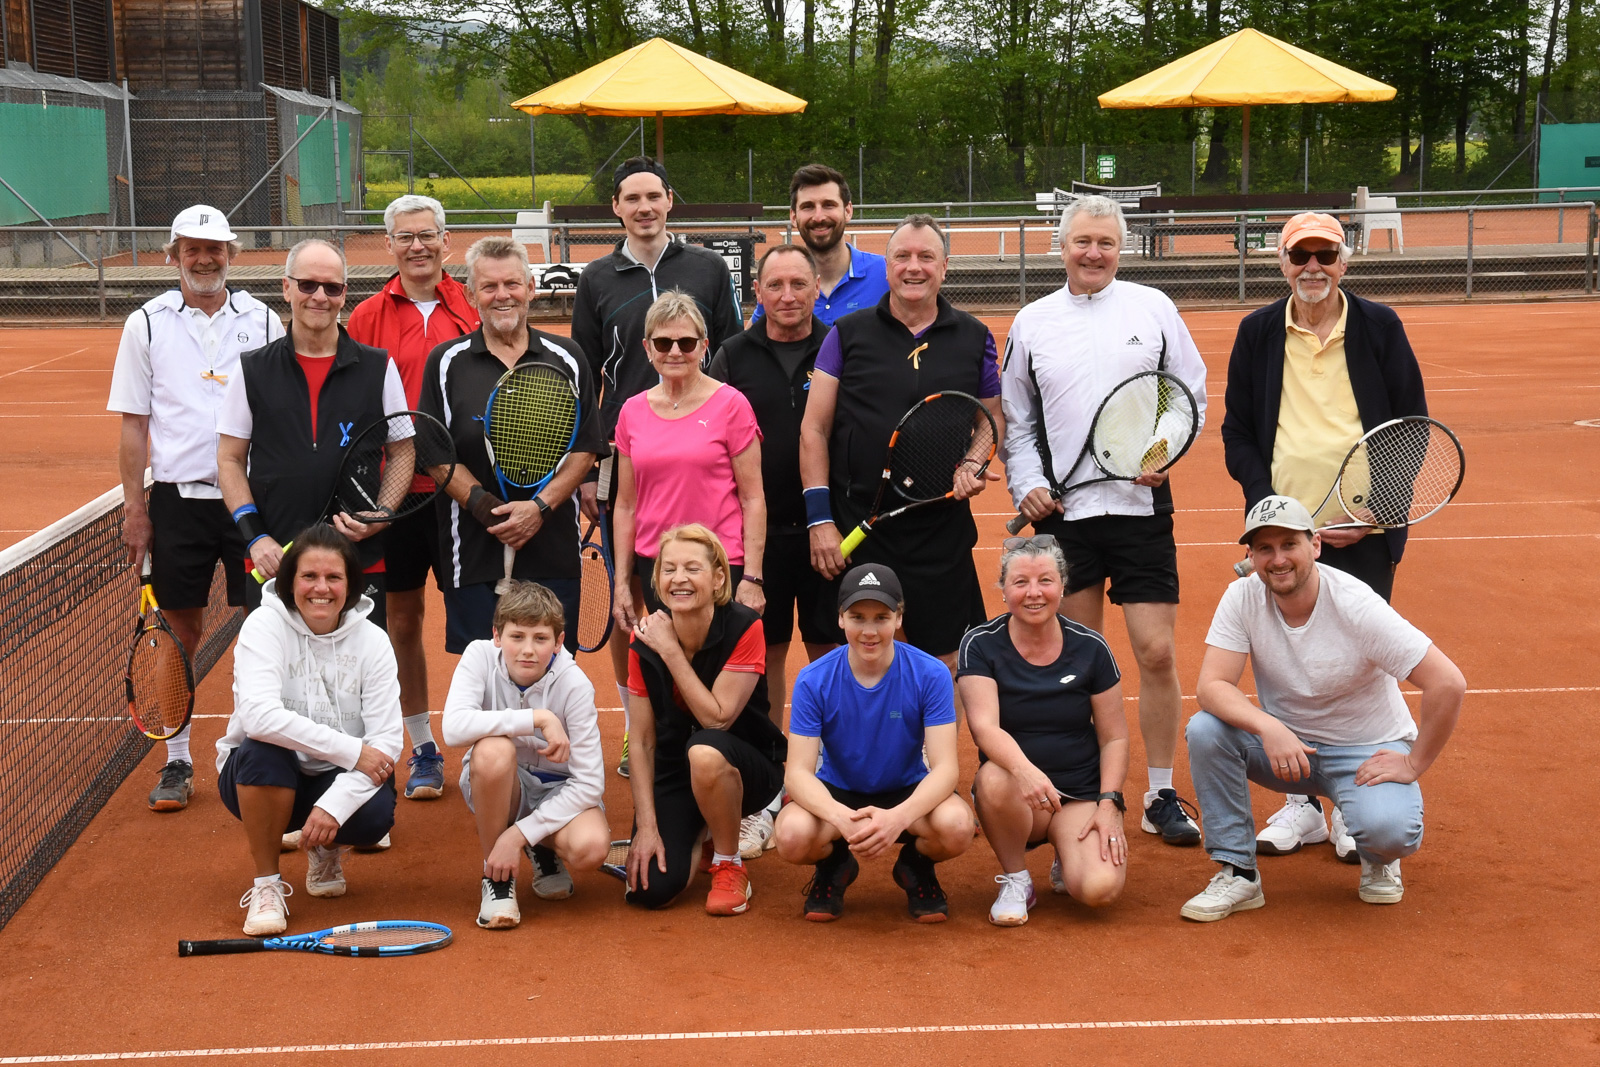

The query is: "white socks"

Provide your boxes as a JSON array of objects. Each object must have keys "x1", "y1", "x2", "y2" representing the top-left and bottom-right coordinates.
[
  {"x1": 165, "y1": 726, "x2": 192, "y2": 766},
  {"x1": 403, "y1": 712, "x2": 435, "y2": 751},
  {"x1": 712, "y1": 851, "x2": 742, "y2": 867},
  {"x1": 1147, "y1": 766, "x2": 1174, "y2": 797},
  {"x1": 253, "y1": 873, "x2": 282, "y2": 888},
  {"x1": 616, "y1": 684, "x2": 630, "y2": 731}
]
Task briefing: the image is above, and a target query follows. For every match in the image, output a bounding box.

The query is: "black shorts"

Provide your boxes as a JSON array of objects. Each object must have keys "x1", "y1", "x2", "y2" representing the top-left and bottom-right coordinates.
[
  {"x1": 441, "y1": 577, "x2": 580, "y2": 655},
  {"x1": 217, "y1": 738, "x2": 395, "y2": 847},
  {"x1": 624, "y1": 729, "x2": 785, "y2": 910},
  {"x1": 147, "y1": 483, "x2": 246, "y2": 611},
  {"x1": 824, "y1": 781, "x2": 935, "y2": 844},
  {"x1": 760, "y1": 528, "x2": 832, "y2": 646},
  {"x1": 1319, "y1": 535, "x2": 1396, "y2": 602},
  {"x1": 1037, "y1": 512, "x2": 1179, "y2": 605},
  {"x1": 384, "y1": 504, "x2": 442, "y2": 593}
]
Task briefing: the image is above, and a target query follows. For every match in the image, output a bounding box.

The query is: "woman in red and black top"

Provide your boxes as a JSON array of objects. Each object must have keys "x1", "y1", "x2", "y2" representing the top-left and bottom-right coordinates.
[{"x1": 624, "y1": 523, "x2": 786, "y2": 916}]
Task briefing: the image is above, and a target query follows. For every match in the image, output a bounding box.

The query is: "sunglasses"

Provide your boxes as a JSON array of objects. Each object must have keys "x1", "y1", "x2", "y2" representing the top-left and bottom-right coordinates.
[
  {"x1": 287, "y1": 277, "x2": 347, "y2": 297},
  {"x1": 1002, "y1": 534, "x2": 1059, "y2": 551},
  {"x1": 650, "y1": 336, "x2": 703, "y2": 353},
  {"x1": 1286, "y1": 247, "x2": 1340, "y2": 266}
]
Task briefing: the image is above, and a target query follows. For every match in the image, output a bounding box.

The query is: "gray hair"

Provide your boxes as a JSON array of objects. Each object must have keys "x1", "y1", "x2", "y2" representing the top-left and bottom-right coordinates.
[
  {"x1": 465, "y1": 236, "x2": 531, "y2": 287},
  {"x1": 644, "y1": 289, "x2": 708, "y2": 340},
  {"x1": 383, "y1": 194, "x2": 447, "y2": 234},
  {"x1": 888, "y1": 212, "x2": 945, "y2": 252},
  {"x1": 998, "y1": 537, "x2": 1069, "y2": 587},
  {"x1": 1058, "y1": 195, "x2": 1130, "y2": 249},
  {"x1": 162, "y1": 235, "x2": 242, "y2": 259},
  {"x1": 284, "y1": 238, "x2": 346, "y2": 280}
]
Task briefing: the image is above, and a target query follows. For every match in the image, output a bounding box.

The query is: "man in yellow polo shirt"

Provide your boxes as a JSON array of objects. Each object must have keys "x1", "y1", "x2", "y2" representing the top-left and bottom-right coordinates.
[{"x1": 1218, "y1": 211, "x2": 1429, "y2": 859}]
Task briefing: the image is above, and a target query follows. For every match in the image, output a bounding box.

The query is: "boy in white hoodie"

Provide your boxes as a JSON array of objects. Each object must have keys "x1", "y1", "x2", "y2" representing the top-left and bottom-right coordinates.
[{"x1": 443, "y1": 581, "x2": 609, "y2": 929}]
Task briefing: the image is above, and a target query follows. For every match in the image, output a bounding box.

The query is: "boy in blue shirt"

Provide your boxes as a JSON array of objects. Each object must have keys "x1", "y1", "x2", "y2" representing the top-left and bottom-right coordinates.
[{"x1": 772, "y1": 564, "x2": 974, "y2": 922}]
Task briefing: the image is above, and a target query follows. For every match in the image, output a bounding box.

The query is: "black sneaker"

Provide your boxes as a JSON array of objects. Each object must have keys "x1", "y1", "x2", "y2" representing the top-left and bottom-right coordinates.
[
  {"x1": 891, "y1": 843, "x2": 949, "y2": 923},
  {"x1": 802, "y1": 842, "x2": 859, "y2": 922},
  {"x1": 148, "y1": 760, "x2": 193, "y2": 812},
  {"x1": 1142, "y1": 788, "x2": 1202, "y2": 846}
]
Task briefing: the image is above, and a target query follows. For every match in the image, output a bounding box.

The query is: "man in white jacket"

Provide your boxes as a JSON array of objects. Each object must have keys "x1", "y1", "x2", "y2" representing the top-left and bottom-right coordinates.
[
  {"x1": 442, "y1": 581, "x2": 609, "y2": 930},
  {"x1": 216, "y1": 527, "x2": 403, "y2": 936},
  {"x1": 1001, "y1": 195, "x2": 1210, "y2": 849}
]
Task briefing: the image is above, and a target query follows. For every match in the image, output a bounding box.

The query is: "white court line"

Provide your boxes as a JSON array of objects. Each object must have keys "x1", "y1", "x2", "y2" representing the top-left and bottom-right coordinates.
[
  {"x1": 974, "y1": 533, "x2": 1599, "y2": 550},
  {"x1": 0, "y1": 348, "x2": 88, "y2": 381},
  {"x1": 3, "y1": 1013, "x2": 1598, "y2": 1062}
]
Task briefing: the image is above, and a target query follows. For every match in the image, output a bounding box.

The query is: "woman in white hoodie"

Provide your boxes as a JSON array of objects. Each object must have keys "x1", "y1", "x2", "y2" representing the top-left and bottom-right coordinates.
[
  {"x1": 216, "y1": 525, "x2": 403, "y2": 936},
  {"x1": 442, "y1": 581, "x2": 608, "y2": 930}
]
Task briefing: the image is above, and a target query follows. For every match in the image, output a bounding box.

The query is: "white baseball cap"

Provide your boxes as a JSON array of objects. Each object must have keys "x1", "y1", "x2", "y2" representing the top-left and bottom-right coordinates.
[
  {"x1": 169, "y1": 205, "x2": 236, "y2": 244},
  {"x1": 1239, "y1": 495, "x2": 1316, "y2": 545}
]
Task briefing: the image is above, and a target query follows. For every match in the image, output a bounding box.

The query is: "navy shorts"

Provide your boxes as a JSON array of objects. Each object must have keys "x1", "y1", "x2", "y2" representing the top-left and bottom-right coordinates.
[
  {"x1": 217, "y1": 738, "x2": 395, "y2": 847},
  {"x1": 443, "y1": 577, "x2": 580, "y2": 655}
]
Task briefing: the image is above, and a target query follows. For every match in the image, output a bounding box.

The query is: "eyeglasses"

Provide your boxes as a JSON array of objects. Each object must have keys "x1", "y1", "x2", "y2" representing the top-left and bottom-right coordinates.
[
  {"x1": 650, "y1": 336, "x2": 703, "y2": 353},
  {"x1": 287, "y1": 276, "x2": 347, "y2": 297},
  {"x1": 1286, "y1": 247, "x2": 1340, "y2": 266},
  {"x1": 1002, "y1": 534, "x2": 1059, "y2": 550},
  {"x1": 390, "y1": 230, "x2": 442, "y2": 247}
]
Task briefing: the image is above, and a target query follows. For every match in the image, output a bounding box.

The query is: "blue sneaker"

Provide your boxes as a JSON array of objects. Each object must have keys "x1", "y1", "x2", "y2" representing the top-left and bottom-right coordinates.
[{"x1": 405, "y1": 742, "x2": 445, "y2": 800}]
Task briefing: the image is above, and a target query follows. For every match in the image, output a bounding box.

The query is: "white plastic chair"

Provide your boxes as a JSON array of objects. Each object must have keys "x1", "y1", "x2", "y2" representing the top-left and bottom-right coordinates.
[
  {"x1": 1361, "y1": 196, "x2": 1403, "y2": 254},
  {"x1": 513, "y1": 201, "x2": 554, "y2": 263}
]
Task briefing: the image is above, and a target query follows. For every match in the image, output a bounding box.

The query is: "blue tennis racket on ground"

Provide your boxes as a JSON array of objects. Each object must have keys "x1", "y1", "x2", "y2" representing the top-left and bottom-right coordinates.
[
  {"x1": 483, "y1": 361, "x2": 580, "y2": 593},
  {"x1": 179, "y1": 920, "x2": 452, "y2": 957}
]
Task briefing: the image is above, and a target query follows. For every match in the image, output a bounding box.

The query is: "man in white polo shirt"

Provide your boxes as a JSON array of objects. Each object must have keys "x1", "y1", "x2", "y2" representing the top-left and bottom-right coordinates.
[{"x1": 108, "y1": 204, "x2": 285, "y2": 812}]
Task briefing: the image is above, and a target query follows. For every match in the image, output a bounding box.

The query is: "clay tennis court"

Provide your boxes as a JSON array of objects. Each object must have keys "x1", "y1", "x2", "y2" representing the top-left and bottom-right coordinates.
[{"x1": 0, "y1": 301, "x2": 1597, "y2": 1064}]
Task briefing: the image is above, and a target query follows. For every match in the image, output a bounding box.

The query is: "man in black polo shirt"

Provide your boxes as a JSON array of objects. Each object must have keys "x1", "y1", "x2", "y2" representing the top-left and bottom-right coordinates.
[
  {"x1": 419, "y1": 236, "x2": 604, "y2": 656},
  {"x1": 798, "y1": 215, "x2": 1004, "y2": 677}
]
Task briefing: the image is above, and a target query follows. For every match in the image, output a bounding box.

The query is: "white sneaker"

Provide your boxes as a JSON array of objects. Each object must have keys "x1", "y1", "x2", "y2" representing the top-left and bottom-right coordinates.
[
  {"x1": 1256, "y1": 796, "x2": 1329, "y2": 856},
  {"x1": 305, "y1": 845, "x2": 347, "y2": 898},
  {"x1": 477, "y1": 877, "x2": 522, "y2": 929},
  {"x1": 988, "y1": 873, "x2": 1037, "y2": 927},
  {"x1": 1180, "y1": 868, "x2": 1265, "y2": 922},
  {"x1": 1049, "y1": 856, "x2": 1068, "y2": 895},
  {"x1": 356, "y1": 832, "x2": 391, "y2": 853},
  {"x1": 1331, "y1": 806, "x2": 1360, "y2": 864},
  {"x1": 240, "y1": 879, "x2": 293, "y2": 936},
  {"x1": 739, "y1": 811, "x2": 775, "y2": 860},
  {"x1": 524, "y1": 844, "x2": 574, "y2": 900},
  {"x1": 279, "y1": 829, "x2": 301, "y2": 852},
  {"x1": 1359, "y1": 858, "x2": 1403, "y2": 904}
]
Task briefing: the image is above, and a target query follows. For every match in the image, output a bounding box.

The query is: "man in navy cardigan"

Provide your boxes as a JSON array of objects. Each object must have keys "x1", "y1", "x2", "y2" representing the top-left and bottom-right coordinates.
[{"x1": 1219, "y1": 211, "x2": 1429, "y2": 859}]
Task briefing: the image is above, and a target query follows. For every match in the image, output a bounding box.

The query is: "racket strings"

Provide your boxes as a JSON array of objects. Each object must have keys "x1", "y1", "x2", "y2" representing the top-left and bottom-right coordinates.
[
  {"x1": 1341, "y1": 422, "x2": 1462, "y2": 526},
  {"x1": 1091, "y1": 373, "x2": 1198, "y2": 478},
  {"x1": 888, "y1": 397, "x2": 996, "y2": 502},
  {"x1": 128, "y1": 627, "x2": 191, "y2": 734},
  {"x1": 318, "y1": 924, "x2": 445, "y2": 949},
  {"x1": 577, "y1": 543, "x2": 612, "y2": 651},
  {"x1": 487, "y1": 368, "x2": 579, "y2": 485},
  {"x1": 338, "y1": 413, "x2": 456, "y2": 518}
]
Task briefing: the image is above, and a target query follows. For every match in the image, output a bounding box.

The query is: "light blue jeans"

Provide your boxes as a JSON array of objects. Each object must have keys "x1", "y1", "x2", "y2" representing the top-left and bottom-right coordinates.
[{"x1": 1186, "y1": 711, "x2": 1424, "y2": 870}]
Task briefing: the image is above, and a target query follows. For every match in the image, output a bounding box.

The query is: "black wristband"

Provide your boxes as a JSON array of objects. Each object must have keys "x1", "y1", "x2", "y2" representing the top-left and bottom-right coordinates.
[
  {"x1": 234, "y1": 510, "x2": 268, "y2": 547},
  {"x1": 533, "y1": 496, "x2": 553, "y2": 518},
  {"x1": 467, "y1": 485, "x2": 505, "y2": 527},
  {"x1": 1096, "y1": 791, "x2": 1126, "y2": 813}
]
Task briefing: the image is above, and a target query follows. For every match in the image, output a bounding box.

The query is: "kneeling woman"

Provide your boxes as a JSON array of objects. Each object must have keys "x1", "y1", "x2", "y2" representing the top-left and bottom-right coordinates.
[
  {"x1": 959, "y1": 535, "x2": 1130, "y2": 927},
  {"x1": 216, "y1": 525, "x2": 403, "y2": 936},
  {"x1": 624, "y1": 523, "x2": 786, "y2": 916}
]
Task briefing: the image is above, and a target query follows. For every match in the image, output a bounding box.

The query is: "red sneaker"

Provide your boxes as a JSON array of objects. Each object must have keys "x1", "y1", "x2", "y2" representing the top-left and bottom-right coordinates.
[{"x1": 705, "y1": 860, "x2": 752, "y2": 916}]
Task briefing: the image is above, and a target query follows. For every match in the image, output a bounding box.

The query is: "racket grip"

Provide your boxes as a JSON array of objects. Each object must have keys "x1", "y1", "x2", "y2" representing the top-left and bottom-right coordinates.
[
  {"x1": 179, "y1": 938, "x2": 266, "y2": 957},
  {"x1": 837, "y1": 525, "x2": 867, "y2": 561},
  {"x1": 1233, "y1": 558, "x2": 1255, "y2": 578},
  {"x1": 1005, "y1": 513, "x2": 1030, "y2": 536},
  {"x1": 495, "y1": 543, "x2": 515, "y2": 596},
  {"x1": 250, "y1": 541, "x2": 292, "y2": 585}
]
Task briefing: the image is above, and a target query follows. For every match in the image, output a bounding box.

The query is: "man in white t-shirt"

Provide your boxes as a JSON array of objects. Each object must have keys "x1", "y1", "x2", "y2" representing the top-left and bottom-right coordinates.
[
  {"x1": 107, "y1": 204, "x2": 284, "y2": 812},
  {"x1": 1180, "y1": 496, "x2": 1465, "y2": 922}
]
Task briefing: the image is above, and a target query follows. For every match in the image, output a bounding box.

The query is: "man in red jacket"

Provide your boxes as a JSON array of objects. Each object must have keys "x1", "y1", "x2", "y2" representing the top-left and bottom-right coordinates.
[{"x1": 347, "y1": 194, "x2": 480, "y2": 801}]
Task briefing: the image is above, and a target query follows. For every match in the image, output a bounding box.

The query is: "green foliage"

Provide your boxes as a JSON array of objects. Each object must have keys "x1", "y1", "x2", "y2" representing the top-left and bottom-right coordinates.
[{"x1": 364, "y1": 174, "x2": 592, "y2": 213}]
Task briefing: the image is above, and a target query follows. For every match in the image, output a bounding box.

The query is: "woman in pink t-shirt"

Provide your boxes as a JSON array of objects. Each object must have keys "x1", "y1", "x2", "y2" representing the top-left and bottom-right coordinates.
[{"x1": 612, "y1": 290, "x2": 766, "y2": 631}]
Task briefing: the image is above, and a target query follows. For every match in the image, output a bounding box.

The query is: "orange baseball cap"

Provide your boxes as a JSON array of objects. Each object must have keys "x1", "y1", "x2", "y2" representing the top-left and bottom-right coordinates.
[{"x1": 1279, "y1": 211, "x2": 1344, "y2": 248}]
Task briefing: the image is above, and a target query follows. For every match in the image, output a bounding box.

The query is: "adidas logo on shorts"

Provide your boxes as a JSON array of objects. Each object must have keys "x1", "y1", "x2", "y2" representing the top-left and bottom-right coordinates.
[{"x1": 859, "y1": 571, "x2": 880, "y2": 586}]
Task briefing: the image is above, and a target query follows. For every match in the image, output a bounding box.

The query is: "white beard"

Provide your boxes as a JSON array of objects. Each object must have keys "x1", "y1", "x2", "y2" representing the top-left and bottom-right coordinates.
[
  {"x1": 181, "y1": 266, "x2": 227, "y2": 295},
  {"x1": 1294, "y1": 276, "x2": 1332, "y2": 303}
]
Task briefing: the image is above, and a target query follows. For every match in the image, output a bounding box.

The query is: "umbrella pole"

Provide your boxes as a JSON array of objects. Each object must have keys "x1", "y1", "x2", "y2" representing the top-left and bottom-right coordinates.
[
  {"x1": 656, "y1": 114, "x2": 665, "y2": 164},
  {"x1": 1241, "y1": 105, "x2": 1251, "y2": 194}
]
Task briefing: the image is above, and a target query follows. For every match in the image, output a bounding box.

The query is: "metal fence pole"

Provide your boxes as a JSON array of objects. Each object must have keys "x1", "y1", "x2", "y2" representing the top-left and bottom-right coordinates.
[
  {"x1": 407, "y1": 115, "x2": 415, "y2": 194},
  {"x1": 122, "y1": 79, "x2": 137, "y2": 265},
  {"x1": 1304, "y1": 138, "x2": 1310, "y2": 193},
  {"x1": 1080, "y1": 144, "x2": 1086, "y2": 184},
  {"x1": 967, "y1": 144, "x2": 973, "y2": 211},
  {"x1": 329, "y1": 78, "x2": 344, "y2": 253},
  {"x1": 95, "y1": 229, "x2": 106, "y2": 321},
  {"x1": 748, "y1": 148, "x2": 754, "y2": 202},
  {"x1": 1238, "y1": 215, "x2": 1247, "y2": 301},
  {"x1": 859, "y1": 146, "x2": 864, "y2": 206},
  {"x1": 1465, "y1": 207, "x2": 1474, "y2": 298},
  {"x1": 1191, "y1": 140, "x2": 1196, "y2": 195},
  {"x1": 1018, "y1": 218, "x2": 1027, "y2": 305},
  {"x1": 529, "y1": 114, "x2": 537, "y2": 206},
  {"x1": 1588, "y1": 204, "x2": 1596, "y2": 294},
  {"x1": 1419, "y1": 134, "x2": 1425, "y2": 193},
  {"x1": 1557, "y1": 189, "x2": 1564, "y2": 243}
]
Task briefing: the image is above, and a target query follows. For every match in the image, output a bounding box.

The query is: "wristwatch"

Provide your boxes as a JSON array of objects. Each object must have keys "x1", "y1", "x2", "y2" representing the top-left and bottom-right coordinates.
[
  {"x1": 533, "y1": 496, "x2": 552, "y2": 518},
  {"x1": 1096, "y1": 791, "x2": 1126, "y2": 812}
]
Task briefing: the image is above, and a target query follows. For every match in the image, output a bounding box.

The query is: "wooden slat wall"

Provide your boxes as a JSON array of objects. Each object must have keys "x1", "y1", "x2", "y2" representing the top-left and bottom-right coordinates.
[
  {"x1": 258, "y1": 0, "x2": 301, "y2": 90},
  {"x1": 115, "y1": 0, "x2": 244, "y2": 90},
  {"x1": 70, "y1": 0, "x2": 108, "y2": 79},
  {"x1": 31, "y1": 0, "x2": 76, "y2": 76},
  {"x1": 304, "y1": 4, "x2": 336, "y2": 97}
]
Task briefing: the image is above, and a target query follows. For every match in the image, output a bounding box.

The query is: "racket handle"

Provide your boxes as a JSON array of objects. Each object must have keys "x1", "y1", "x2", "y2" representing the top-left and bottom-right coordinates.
[
  {"x1": 495, "y1": 543, "x2": 515, "y2": 596},
  {"x1": 1005, "y1": 513, "x2": 1030, "y2": 536},
  {"x1": 837, "y1": 525, "x2": 867, "y2": 561},
  {"x1": 250, "y1": 541, "x2": 292, "y2": 585},
  {"x1": 179, "y1": 938, "x2": 266, "y2": 957},
  {"x1": 1233, "y1": 558, "x2": 1255, "y2": 578}
]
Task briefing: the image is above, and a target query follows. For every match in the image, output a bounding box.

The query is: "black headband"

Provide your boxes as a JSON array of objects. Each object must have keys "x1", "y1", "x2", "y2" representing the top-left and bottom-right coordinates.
[{"x1": 614, "y1": 158, "x2": 671, "y2": 195}]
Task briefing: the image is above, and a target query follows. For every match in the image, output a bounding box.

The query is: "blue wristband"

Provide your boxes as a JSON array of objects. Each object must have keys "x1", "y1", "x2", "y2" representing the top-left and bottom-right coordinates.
[
  {"x1": 245, "y1": 533, "x2": 269, "y2": 550},
  {"x1": 231, "y1": 503, "x2": 259, "y2": 522},
  {"x1": 804, "y1": 487, "x2": 833, "y2": 528}
]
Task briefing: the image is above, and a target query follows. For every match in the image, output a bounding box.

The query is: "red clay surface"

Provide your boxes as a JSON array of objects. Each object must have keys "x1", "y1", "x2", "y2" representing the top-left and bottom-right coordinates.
[{"x1": 0, "y1": 303, "x2": 1598, "y2": 1063}]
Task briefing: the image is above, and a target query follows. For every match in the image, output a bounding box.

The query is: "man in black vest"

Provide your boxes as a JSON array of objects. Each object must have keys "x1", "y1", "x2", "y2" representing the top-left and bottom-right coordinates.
[
  {"x1": 217, "y1": 238, "x2": 408, "y2": 630},
  {"x1": 799, "y1": 215, "x2": 1005, "y2": 677}
]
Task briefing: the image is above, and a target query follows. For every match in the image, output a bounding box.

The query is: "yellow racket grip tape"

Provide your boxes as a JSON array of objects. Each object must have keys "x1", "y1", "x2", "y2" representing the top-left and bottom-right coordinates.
[
  {"x1": 838, "y1": 525, "x2": 868, "y2": 560},
  {"x1": 251, "y1": 540, "x2": 292, "y2": 584}
]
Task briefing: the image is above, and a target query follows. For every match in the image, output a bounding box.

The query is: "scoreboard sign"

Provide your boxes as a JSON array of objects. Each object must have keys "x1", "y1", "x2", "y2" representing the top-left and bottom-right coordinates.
[{"x1": 695, "y1": 237, "x2": 756, "y2": 302}]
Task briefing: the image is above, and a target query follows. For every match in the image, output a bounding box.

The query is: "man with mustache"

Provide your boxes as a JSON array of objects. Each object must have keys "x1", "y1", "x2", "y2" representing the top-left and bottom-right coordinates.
[
  {"x1": 754, "y1": 164, "x2": 888, "y2": 327},
  {"x1": 108, "y1": 205, "x2": 284, "y2": 813},
  {"x1": 1220, "y1": 212, "x2": 1429, "y2": 860}
]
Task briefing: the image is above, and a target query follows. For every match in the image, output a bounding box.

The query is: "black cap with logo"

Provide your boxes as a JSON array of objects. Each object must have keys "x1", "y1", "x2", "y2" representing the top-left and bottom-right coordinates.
[{"x1": 837, "y1": 563, "x2": 904, "y2": 611}]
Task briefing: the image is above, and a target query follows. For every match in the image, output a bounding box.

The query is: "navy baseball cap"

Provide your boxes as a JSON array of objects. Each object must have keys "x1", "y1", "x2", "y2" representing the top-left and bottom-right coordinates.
[{"x1": 837, "y1": 563, "x2": 904, "y2": 611}]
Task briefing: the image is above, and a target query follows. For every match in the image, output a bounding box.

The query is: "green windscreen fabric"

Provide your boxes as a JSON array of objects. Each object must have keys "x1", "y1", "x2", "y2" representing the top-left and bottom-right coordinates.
[
  {"x1": 295, "y1": 116, "x2": 352, "y2": 206},
  {"x1": 1538, "y1": 123, "x2": 1600, "y2": 201},
  {"x1": 0, "y1": 104, "x2": 110, "y2": 224}
]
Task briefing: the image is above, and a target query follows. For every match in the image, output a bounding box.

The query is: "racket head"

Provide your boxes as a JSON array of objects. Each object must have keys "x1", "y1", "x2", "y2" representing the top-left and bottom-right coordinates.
[
  {"x1": 884, "y1": 391, "x2": 998, "y2": 505},
  {"x1": 124, "y1": 618, "x2": 195, "y2": 741},
  {"x1": 484, "y1": 363, "x2": 580, "y2": 492},
  {"x1": 1335, "y1": 416, "x2": 1465, "y2": 529},
  {"x1": 1087, "y1": 371, "x2": 1200, "y2": 479},
  {"x1": 600, "y1": 839, "x2": 630, "y2": 881},
  {"x1": 334, "y1": 410, "x2": 457, "y2": 523},
  {"x1": 305, "y1": 920, "x2": 454, "y2": 956},
  {"x1": 577, "y1": 522, "x2": 615, "y2": 654}
]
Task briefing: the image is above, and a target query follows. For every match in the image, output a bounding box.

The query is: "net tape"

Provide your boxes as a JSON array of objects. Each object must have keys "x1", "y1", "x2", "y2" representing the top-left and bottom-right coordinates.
[{"x1": 0, "y1": 482, "x2": 242, "y2": 931}]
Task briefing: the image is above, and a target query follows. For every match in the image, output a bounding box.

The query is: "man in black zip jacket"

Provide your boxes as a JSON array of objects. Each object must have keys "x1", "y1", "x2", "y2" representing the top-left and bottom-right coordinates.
[
  {"x1": 709, "y1": 244, "x2": 836, "y2": 711},
  {"x1": 218, "y1": 239, "x2": 408, "y2": 629}
]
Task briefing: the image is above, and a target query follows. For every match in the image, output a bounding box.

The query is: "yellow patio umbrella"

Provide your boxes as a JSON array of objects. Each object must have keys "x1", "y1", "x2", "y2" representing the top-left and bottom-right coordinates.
[
  {"x1": 1098, "y1": 28, "x2": 1394, "y2": 192},
  {"x1": 509, "y1": 37, "x2": 807, "y2": 164}
]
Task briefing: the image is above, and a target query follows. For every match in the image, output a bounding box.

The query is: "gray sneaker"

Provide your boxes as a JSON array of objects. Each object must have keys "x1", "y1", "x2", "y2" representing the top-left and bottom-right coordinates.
[
  {"x1": 148, "y1": 760, "x2": 194, "y2": 812},
  {"x1": 1358, "y1": 857, "x2": 1403, "y2": 904},
  {"x1": 1180, "y1": 868, "x2": 1265, "y2": 922},
  {"x1": 525, "y1": 844, "x2": 574, "y2": 900},
  {"x1": 305, "y1": 845, "x2": 348, "y2": 898}
]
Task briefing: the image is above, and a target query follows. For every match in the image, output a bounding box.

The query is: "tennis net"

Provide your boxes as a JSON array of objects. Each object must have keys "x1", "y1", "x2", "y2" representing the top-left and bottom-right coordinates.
[{"x1": 0, "y1": 483, "x2": 242, "y2": 931}]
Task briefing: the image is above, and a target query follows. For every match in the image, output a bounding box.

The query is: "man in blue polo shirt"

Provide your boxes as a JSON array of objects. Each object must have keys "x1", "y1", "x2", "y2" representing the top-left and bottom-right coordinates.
[
  {"x1": 755, "y1": 164, "x2": 888, "y2": 327},
  {"x1": 772, "y1": 564, "x2": 974, "y2": 923}
]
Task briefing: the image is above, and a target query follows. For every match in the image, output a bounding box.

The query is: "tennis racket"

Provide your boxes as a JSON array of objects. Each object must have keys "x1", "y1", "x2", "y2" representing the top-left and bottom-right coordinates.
[
  {"x1": 600, "y1": 839, "x2": 631, "y2": 881},
  {"x1": 251, "y1": 540, "x2": 292, "y2": 585},
  {"x1": 1233, "y1": 416, "x2": 1465, "y2": 577},
  {"x1": 178, "y1": 920, "x2": 452, "y2": 958},
  {"x1": 330, "y1": 410, "x2": 456, "y2": 526},
  {"x1": 838, "y1": 391, "x2": 999, "y2": 560},
  {"x1": 1006, "y1": 370, "x2": 1200, "y2": 535},
  {"x1": 483, "y1": 362, "x2": 581, "y2": 594},
  {"x1": 577, "y1": 519, "x2": 614, "y2": 653},
  {"x1": 124, "y1": 553, "x2": 195, "y2": 741}
]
